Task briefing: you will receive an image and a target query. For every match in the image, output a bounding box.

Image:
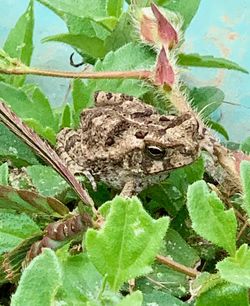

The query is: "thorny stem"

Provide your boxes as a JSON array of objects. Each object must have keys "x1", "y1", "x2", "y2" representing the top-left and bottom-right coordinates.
[
  {"x1": 0, "y1": 67, "x2": 152, "y2": 80},
  {"x1": 156, "y1": 255, "x2": 199, "y2": 278}
]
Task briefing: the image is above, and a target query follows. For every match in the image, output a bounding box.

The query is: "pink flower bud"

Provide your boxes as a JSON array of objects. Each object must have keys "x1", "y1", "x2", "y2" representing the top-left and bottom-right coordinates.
[
  {"x1": 138, "y1": 3, "x2": 180, "y2": 50},
  {"x1": 151, "y1": 3, "x2": 178, "y2": 49},
  {"x1": 154, "y1": 47, "x2": 175, "y2": 87}
]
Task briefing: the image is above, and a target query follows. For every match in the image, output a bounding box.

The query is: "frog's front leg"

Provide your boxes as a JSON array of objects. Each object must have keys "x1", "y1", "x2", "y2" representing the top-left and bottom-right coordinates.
[
  {"x1": 120, "y1": 180, "x2": 142, "y2": 198},
  {"x1": 120, "y1": 181, "x2": 136, "y2": 198}
]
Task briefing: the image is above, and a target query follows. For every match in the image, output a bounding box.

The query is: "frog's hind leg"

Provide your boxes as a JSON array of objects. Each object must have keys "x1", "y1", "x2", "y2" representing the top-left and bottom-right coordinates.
[
  {"x1": 56, "y1": 128, "x2": 97, "y2": 190},
  {"x1": 56, "y1": 128, "x2": 84, "y2": 174}
]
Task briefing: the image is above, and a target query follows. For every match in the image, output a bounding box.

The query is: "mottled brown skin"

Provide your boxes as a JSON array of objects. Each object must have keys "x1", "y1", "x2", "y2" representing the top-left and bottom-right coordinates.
[{"x1": 56, "y1": 92, "x2": 204, "y2": 196}]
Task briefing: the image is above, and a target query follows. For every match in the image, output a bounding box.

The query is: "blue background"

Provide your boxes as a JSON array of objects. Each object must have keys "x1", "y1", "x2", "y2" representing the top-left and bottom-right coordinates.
[{"x1": 0, "y1": 1, "x2": 249, "y2": 142}]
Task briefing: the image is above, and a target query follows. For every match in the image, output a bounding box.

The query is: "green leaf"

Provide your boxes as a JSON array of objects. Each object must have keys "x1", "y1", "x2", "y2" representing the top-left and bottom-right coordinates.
[
  {"x1": 72, "y1": 79, "x2": 93, "y2": 126},
  {"x1": 56, "y1": 253, "x2": 102, "y2": 304},
  {"x1": 207, "y1": 120, "x2": 229, "y2": 140},
  {"x1": 0, "y1": 184, "x2": 69, "y2": 217},
  {"x1": 117, "y1": 291, "x2": 143, "y2": 306},
  {"x1": 187, "y1": 180, "x2": 237, "y2": 256},
  {"x1": 69, "y1": 43, "x2": 155, "y2": 109},
  {"x1": 240, "y1": 137, "x2": 250, "y2": 154},
  {"x1": 196, "y1": 280, "x2": 249, "y2": 306},
  {"x1": 162, "y1": 0, "x2": 201, "y2": 30},
  {"x1": 0, "y1": 210, "x2": 41, "y2": 255},
  {"x1": 65, "y1": 15, "x2": 110, "y2": 37},
  {"x1": 26, "y1": 165, "x2": 68, "y2": 198},
  {"x1": 163, "y1": 229, "x2": 199, "y2": 266},
  {"x1": 0, "y1": 123, "x2": 39, "y2": 167},
  {"x1": 86, "y1": 196, "x2": 169, "y2": 291},
  {"x1": 141, "y1": 157, "x2": 204, "y2": 217},
  {"x1": 3, "y1": 0, "x2": 34, "y2": 87},
  {"x1": 137, "y1": 229, "x2": 199, "y2": 298},
  {"x1": 43, "y1": 33, "x2": 108, "y2": 59},
  {"x1": 178, "y1": 53, "x2": 248, "y2": 73},
  {"x1": 37, "y1": 0, "x2": 114, "y2": 30},
  {"x1": 107, "y1": 0, "x2": 124, "y2": 18},
  {"x1": 86, "y1": 43, "x2": 155, "y2": 102},
  {"x1": 240, "y1": 161, "x2": 250, "y2": 219},
  {"x1": 0, "y1": 162, "x2": 9, "y2": 186},
  {"x1": 105, "y1": 12, "x2": 135, "y2": 52},
  {"x1": 11, "y1": 249, "x2": 62, "y2": 306},
  {"x1": 143, "y1": 291, "x2": 186, "y2": 306},
  {"x1": 190, "y1": 86, "x2": 224, "y2": 117},
  {"x1": 60, "y1": 104, "x2": 72, "y2": 128},
  {"x1": 36, "y1": 0, "x2": 107, "y2": 20},
  {"x1": 0, "y1": 82, "x2": 57, "y2": 141},
  {"x1": 24, "y1": 118, "x2": 56, "y2": 144},
  {"x1": 22, "y1": 84, "x2": 58, "y2": 131},
  {"x1": 217, "y1": 244, "x2": 250, "y2": 288}
]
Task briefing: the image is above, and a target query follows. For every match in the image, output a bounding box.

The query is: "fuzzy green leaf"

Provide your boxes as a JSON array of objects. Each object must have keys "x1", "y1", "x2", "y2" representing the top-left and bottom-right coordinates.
[
  {"x1": 196, "y1": 280, "x2": 249, "y2": 306},
  {"x1": 86, "y1": 196, "x2": 169, "y2": 291},
  {"x1": 3, "y1": 1, "x2": 34, "y2": 87},
  {"x1": 240, "y1": 161, "x2": 250, "y2": 218},
  {"x1": 178, "y1": 53, "x2": 248, "y2": 73},
  {"x1": 190, "y1": 86, "x2": 224, "y2": 117},
  {"x1": 0, "y1": 163, "x2": 9, "y2": 186},
  {"x1": 11, "y1": 249, "x2": 62, "y2": 306},
  {"x1": 26, "y1": 165, "x2": 68, "y2": 197},
  {"x1": 162, "y1": 0, "x2": 201, "y2": 30},
  {"x1": 187, "y1": 180, "x2": 237, "y2": 256},
  {"x1": 55, "y1": 253, "x2": 102, "y2": 304},
  {"x1": 217, "y1": 244, "x2": 250, "y2": 288},
  {"x1": 0, "y1": 210, "x2": 41, "y2": 255},
  {"x1": 0, "y1": 123, "x2": 39, "y2": 167}
]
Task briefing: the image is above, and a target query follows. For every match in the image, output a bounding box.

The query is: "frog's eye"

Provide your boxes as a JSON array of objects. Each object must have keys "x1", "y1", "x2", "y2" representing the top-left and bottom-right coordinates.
[{"x1": 146, "y1": 145, "x2": 165, "y2": 160}]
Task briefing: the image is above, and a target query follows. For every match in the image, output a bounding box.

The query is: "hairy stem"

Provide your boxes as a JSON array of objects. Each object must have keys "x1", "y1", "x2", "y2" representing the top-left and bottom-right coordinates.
[{"x1": 0, "y1": 67, "x2": 152, "y2": 79}]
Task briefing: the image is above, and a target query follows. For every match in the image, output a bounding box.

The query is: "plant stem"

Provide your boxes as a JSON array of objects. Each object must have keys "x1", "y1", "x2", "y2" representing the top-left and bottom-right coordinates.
[
  {"x1": 0, "y1": 67, "x2": 152, "y2": 79},
  {"x1": 156, "y1": 254, "x2": 200, "y2": 278},
  {"x1": 237, "y1": 220, "x2": 248, "y2": 240}
]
